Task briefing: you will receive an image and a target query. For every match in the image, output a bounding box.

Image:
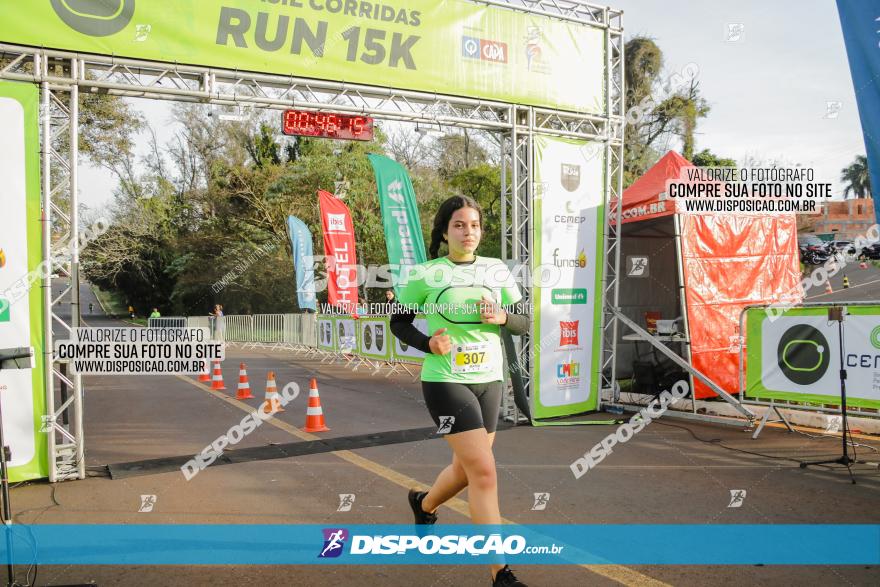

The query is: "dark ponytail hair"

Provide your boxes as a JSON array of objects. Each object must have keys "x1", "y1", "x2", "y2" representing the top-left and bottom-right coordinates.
[{"x1": 428, "y1": 195, "x2": 482, "y2": 259}]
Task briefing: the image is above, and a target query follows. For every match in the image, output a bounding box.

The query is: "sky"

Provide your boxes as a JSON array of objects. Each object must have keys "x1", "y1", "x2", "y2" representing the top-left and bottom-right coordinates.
[{"x1": 77, "y1": 0, "x2": 867, "y2": 212}]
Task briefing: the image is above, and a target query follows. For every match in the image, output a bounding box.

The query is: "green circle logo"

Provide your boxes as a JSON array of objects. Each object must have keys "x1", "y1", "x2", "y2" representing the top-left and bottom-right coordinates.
[
  {"x1": 51, "y1": 0, "x2": 135, "y2": 37},
  {"x1": 871, "y1": 326, "x2": 880, "y2": 350},
  {"x1": 777, "y1": 325, "x2": 830, "y2": 385}
]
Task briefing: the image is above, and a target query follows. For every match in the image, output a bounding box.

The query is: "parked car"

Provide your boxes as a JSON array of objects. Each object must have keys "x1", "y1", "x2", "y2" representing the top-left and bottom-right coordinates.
[
  {"x1": 859, "y1": 243, "x2": 880, "y2": 260},
  {"x1": 830, "y1": 240, "x2": 856, "y2": 255}
]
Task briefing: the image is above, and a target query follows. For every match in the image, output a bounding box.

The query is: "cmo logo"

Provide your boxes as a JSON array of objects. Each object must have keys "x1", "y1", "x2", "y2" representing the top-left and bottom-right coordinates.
[
  {"x1": 777, "y1": 324, "x2": 829, "y2": 385},
  {"x1": 51, "y1": 0, "x2": 135, "y2": 37}
]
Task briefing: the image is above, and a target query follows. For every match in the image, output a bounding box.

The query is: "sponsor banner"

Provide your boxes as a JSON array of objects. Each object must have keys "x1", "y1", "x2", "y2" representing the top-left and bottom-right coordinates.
[
  {"x1": 0, "y1": 1, "x2": 605, "y2": 113},
  {"x1": 532, "y1": 136, "x2": 604, "y2": 418},
  {"x1": 836, "y1": 1, "x2": 880, "y2": 223},
  {"x1": 287, "y1": 215, "x2": 317, "y2": 312},
  {"x1": 318, "y1": 190, "x2": 358, "y2": 312},
  {"x1": 368, "y1": 154, "x2": 427, "y2": 290},
  {"x1": 0, "y1": 524, "x2": 876, "y2": 565},
  {"x1": 336, "y1": 317, "x2": 356, "y2": 353},
  {"x1": 392, "y1": 316, "x2": 427, "y2": 363},
  {"x1": 317, "y1": 316, "x2": 336, "y2": 351},
  {"x1": 357, "y1": 317, "x2": 390, "y2": 360},
  {"x1": 0, "y1": 81, "x2": 47, "y2": 482},
  {"x1": 745, "y1": 306, "x2": 880, "y2": 409}
]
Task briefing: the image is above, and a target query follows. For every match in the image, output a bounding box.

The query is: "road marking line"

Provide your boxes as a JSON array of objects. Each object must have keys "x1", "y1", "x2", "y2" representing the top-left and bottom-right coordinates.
[{"x1": 174, "y1": 373, "x2": 670, "y2": 587}]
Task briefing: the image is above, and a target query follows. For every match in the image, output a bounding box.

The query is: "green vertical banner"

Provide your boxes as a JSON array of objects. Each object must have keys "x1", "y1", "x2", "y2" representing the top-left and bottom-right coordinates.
[
  {"x1": 367, "y1": 154, "x2": 427, "y2": 290},
  {"x1": 531, "y1": 136, "x2": 605, "y2": 422},
  {"x1": 0, "y1": 81, "x2": 48, "y2": 481}
]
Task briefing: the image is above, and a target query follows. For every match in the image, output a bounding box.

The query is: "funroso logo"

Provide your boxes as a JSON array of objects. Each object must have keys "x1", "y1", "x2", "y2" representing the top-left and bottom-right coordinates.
[
  {"x1": 51, "y1": 0, "x2": 135, "y2": 37},
  {"x1": 777, "y1": 324, "x2": 830, "y2": 385}
]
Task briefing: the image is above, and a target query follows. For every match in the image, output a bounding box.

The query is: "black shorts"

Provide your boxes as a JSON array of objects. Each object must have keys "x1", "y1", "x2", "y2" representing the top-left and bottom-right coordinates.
[{"x1": 421, "y1": 380, "x2": 503, "y2": 435}]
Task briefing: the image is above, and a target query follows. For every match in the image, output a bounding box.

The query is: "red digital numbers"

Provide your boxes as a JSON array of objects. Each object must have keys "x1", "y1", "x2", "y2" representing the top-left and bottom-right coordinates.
[{"x1": 282, "y1": 110, "x2": 374, "y2": 141}]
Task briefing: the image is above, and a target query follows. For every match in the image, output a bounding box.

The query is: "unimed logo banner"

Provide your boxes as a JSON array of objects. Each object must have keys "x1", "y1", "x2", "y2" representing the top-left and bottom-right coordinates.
[
  {"x1": 745, "y1": 307, "x2": 880, "y2": 409},
  {"x1": 0, "y1": 0, "x2": 605, "y2": 113}
]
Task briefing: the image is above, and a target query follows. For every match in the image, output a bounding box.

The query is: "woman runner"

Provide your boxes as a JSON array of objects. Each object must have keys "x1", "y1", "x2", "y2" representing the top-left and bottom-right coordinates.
[{"x1": 390, "y1": 195, "x2": 530, "y2": 587}]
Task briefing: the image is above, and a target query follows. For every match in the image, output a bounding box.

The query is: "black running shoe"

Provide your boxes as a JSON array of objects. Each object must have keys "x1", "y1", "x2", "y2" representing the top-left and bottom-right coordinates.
[
  {"x1": 407, "y1": 489, "x2": 437, "y2": 525},
  {"x1": 492, "y1": 565, "x2": 527, "y2": 586}
]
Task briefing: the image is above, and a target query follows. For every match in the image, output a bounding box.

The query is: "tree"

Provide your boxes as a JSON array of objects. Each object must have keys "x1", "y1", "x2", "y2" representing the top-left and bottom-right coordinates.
[
  {"x1": 623, "y1": 37, "x2": 711, "y2": 185},
  {"x1": 692, "y1": 149, "x2": 736, "y2": 167},
  {"x1": 841, "y1": 155, "x2": 872, "y2": 199}
]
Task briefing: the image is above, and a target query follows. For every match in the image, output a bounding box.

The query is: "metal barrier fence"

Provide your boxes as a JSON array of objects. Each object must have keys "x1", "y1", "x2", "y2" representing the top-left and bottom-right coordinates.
[{"x1": 147, "y1": 317, "x2": 187, "y2": 328}]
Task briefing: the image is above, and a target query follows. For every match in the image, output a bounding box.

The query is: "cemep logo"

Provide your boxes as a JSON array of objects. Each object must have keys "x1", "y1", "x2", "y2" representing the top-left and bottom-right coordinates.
[
  {"x1": 51, "y1": 0, "x2": 136, "y2": 37},
  {"x1": 777, "y1": 324, "x2": 829, "y2": 385},
  {"x1": 318, "y1": 528, "x2": 349, "y2": 558}
]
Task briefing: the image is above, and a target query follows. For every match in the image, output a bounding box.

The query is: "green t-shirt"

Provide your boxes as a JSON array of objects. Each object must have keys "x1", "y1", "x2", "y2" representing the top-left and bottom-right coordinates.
[{"x1": 397, "y1": 256, "x2": 522, "y2": 383}]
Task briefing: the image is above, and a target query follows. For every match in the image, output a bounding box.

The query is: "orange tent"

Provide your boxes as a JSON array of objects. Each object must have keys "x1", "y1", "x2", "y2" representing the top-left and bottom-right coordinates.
[{"x1": 617, "y1": 152, "x2": 802, "y2": 399}]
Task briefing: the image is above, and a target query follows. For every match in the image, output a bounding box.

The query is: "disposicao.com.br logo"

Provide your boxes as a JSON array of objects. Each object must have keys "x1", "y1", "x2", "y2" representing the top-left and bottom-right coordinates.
[{"x1": 318, "y1": 529, "x2": 562, "y2": 558}]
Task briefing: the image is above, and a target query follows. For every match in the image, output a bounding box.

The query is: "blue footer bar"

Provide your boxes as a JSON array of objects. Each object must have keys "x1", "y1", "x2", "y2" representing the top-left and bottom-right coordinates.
[{"x1": 0, "y1": 525, "x2": 877, "y2": 565}]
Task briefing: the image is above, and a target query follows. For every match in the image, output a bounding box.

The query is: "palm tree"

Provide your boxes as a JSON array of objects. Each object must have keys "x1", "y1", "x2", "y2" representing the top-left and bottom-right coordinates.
[{"x1": 841, "y1": 155, "x2": 872, "y2": 199}]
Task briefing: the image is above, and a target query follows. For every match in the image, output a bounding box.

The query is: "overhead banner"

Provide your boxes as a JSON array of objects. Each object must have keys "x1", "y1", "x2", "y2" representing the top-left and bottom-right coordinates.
[
  {"x1": 318, "y1": 190, "x2": 358, "y2": 312},
  {"x1": 836, "y1": 1, "x2": 880, "y2": 223},
  {"x1": 0, "y1": 0, "x2": 604, "y2": 113},
  {"x1": 745, "y1": 306, "x2": 880, "y2": 409},
  {"x1": 0, "y1": 81, "x2": 48, "y2": 482},
  {"x1": 532, "y1": 136, "x2": 605, "y2": 420},
  {"x1": 286, "y1": 215, "x2": 317, "y2": 312},
  {"x1": 368, "y1": 154, "x2": 427, "y2": 291}
]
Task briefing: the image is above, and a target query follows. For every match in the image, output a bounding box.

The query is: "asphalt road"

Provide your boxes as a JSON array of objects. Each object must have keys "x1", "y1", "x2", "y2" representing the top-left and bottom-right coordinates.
[{"x1": 8, "y1": 281, "x2": 879, "y2": 586}]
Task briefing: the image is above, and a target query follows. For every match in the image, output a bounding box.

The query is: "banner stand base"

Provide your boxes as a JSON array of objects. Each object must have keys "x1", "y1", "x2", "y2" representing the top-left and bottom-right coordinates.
[{"x1": 751, "y1": 405, "x2": 794, "y2": 440}]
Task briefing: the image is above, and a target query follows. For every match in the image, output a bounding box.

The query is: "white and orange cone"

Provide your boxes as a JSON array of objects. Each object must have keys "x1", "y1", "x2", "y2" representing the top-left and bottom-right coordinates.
[
  {"x1": 210, "y1": 360, "x2": 226, "y2": 390},
  {"x1": 262, "y1": 371, "x2": 285, "y2": 414},
  {"x1": 825, "y1": 281, "x2": 833, "y2": 295},
  {"x1": 198, "y1": 360, "x2": 211, "y2": 383},
  {"x1": 304, "y1": 378, "x2": 330, "y2": 432},
  {"x1": 236, "y1": 362, "x2": 255, "y2": 400}
]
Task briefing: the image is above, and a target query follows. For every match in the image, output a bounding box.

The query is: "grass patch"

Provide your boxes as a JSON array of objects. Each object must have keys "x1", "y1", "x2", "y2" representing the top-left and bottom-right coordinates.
[{"x1": 90, "y1": 284, "x2": 129, "y2": 317}]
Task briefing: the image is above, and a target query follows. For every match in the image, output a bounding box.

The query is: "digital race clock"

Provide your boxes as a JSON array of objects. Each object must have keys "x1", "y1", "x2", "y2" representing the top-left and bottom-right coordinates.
[{"x1": 281, "y1": 110, "x2": 374, "y2": 141}]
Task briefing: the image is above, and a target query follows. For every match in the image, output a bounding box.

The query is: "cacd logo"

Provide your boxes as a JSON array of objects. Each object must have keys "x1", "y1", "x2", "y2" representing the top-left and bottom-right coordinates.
[
  {"x1": 51, "y1": 0, "x2": 135, "y2": 37},
  {"x1": 777, "y1": 324, "x2": 829, "y2": 385},
  {"x1": 561, "y1": 164, "x2": 581, "y2": 192}
]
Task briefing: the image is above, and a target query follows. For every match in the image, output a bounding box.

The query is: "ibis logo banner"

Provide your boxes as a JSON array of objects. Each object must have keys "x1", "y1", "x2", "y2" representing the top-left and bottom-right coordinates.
[
  {"x1": 745, "y1": 307, "x2": 880, "y2": 410},
  {"x1": 1, "y1": 0, "x2": 605, "y2": 113}
]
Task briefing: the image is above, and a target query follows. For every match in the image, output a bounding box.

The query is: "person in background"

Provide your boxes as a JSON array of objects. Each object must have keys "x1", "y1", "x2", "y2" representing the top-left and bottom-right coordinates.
[
  {"x1": 149, "y1": 308, "x2": 161, "y2": 319},
  {"x1": 128, "y1": 305, "x2": 135, "y2": 319},
  {"x1": 211, "y1": 304, "x2": 225, "y2": 341},
  {"x1": 88, "y1": 302, "x2": 94, "y2": 315}
]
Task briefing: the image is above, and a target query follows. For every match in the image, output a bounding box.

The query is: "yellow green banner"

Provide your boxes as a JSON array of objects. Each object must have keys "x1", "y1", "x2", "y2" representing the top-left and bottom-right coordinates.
[{"x1": 0, "y1": 0, "x2": 604, "y2": 113}]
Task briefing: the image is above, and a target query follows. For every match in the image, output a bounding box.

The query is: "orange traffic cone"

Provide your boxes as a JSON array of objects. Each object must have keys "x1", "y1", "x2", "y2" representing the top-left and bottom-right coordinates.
[
  {"x1": 262, "y1": 371, "x2": 285, "y2": 414},
  {"x1": 210, "y1": 360, "x2": 226, "y2": 390},
  {"x1": 304, "y1": 378, "x2": 330, "y2": 432},
  {"x1": 236, "y1": 363, "x2": 255, "y2": 399},
  {"x1": 825, "y1": 281, "x2": 833, "y2": 295},
  {"x1": 198, "y1": 360, "x2": 211, "y2": 383}
]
